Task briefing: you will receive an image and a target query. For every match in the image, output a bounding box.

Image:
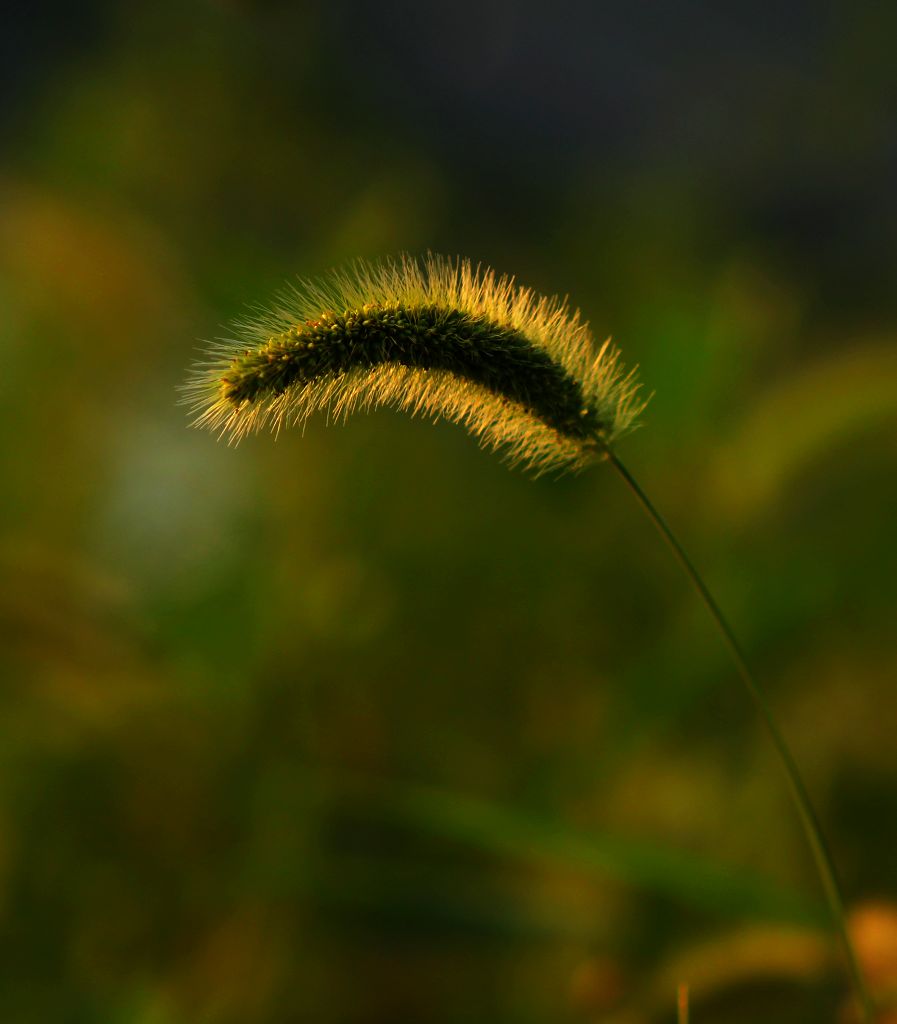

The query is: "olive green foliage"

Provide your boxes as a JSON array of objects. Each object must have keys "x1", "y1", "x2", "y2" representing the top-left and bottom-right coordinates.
[{"x1": 3, "y1": 2, "x2": 897, "y2": 1023}]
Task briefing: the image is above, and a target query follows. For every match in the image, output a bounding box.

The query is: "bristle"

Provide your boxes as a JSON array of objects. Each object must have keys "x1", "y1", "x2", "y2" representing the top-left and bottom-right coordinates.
[{"x1": 182, "y1": 254, "x2": 647, "y2": 473}]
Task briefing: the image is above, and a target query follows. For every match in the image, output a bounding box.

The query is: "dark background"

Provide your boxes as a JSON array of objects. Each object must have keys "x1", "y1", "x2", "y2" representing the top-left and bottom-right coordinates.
[{"x1": 2, "y1": 2, "x2": 896, "y2": 1021}]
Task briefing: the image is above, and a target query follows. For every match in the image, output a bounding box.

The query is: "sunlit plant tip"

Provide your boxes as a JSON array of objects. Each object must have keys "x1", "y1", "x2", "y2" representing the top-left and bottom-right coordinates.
[{"x1": 184, "y1": 254, "x2": 647, "y2": 473}]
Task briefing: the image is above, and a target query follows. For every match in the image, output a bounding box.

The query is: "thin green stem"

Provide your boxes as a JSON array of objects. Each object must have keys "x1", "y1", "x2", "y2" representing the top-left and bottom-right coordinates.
[{"x1": 606, "y1": 450, "x2": 874, "y2": 1024}]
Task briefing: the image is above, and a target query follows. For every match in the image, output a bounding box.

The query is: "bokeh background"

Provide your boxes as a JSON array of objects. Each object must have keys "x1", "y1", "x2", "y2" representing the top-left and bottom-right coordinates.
[{"x1": 2, "y1": 2, "x2": 897, "y2": 1022}]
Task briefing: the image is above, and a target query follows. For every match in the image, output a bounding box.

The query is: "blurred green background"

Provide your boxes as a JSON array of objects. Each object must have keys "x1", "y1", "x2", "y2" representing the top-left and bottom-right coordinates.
[{"x1": 2, "y1": 2, "x2": 897, "y2": 1021}]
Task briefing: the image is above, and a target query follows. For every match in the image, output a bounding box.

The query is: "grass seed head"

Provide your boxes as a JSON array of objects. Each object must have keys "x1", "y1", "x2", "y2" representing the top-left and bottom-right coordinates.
[{"x1": 184, "y1": 254, "x2": 646, "y2": 474}]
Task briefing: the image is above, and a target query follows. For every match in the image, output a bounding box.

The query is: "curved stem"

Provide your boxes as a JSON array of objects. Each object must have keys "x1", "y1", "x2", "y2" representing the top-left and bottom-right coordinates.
[{"x1": 606, "y1": 450, "x2": 874, "y2": 1023}]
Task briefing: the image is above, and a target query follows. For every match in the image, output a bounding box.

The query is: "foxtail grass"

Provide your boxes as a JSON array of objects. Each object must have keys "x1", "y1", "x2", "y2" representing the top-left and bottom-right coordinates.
[
  {"x1": 183, "y1": 254, "x2": 644, "y2": 474},
  {"x1": 185, "y1": 254, "x2": 873, "y2": 1022}
]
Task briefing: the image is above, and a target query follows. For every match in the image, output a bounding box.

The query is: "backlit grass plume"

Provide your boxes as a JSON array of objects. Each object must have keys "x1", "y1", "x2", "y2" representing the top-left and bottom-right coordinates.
[
  {"x1": 185, "y1": 254, "x2": 644, "y2": 473},
  {"x1": 185, "y1": 255, "x2": 874, "y2": 1022}
]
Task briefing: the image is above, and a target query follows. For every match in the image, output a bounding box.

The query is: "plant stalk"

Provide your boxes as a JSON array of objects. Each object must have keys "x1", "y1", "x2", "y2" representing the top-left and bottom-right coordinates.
[
  {"x1": 606, "y1": 450, "x2": 874, "y2": 1024},
  {"x1": 677, "y1": 983, "x2": 690, "y2": 1024}
]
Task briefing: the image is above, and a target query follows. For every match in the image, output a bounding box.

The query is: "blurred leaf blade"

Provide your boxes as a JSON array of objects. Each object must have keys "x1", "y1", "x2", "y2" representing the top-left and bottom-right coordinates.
[{"x1": 333, "y1": 780, "x2": 826, "y2": 926}]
